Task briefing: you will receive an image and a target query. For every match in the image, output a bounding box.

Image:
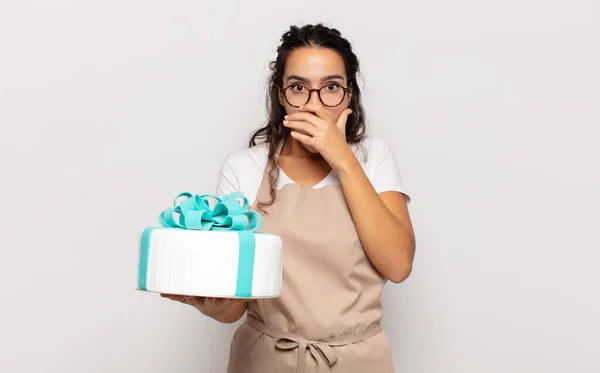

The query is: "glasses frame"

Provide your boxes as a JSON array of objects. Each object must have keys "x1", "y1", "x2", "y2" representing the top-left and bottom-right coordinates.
[{"x1": 280, "y1": 82, "x2": 351, "y2": 108}]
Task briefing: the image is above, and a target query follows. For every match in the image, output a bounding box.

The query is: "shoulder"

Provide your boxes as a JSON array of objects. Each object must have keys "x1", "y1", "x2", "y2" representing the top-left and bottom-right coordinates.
[
  {"x1": 221, "y1": 143, "x2": 269, "y2": 173},
  {"x1": 356, "y1": 134, "x2": 389, "y2": 148},
  {"x1": 351, "y1": 135, "x2": 410, "y2": 199},
  {"x1": 217, "y1": 143, "x2": 269, "y2": 200},
  {"x1": 349, "y1": 135, "x2": 393, "y2": 167}
]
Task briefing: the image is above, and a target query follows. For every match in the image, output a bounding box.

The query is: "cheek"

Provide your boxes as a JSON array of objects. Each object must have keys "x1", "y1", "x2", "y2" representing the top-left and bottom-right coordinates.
[
  {"x1": 327, "y1": 107, "x2": 345, "y2": 121},
  {"x1": 284, "y1": 106, "x2": 302, "y2": 115},
  {"x1": 281, "y1": 100, "x2": 301, "y2": 115}
]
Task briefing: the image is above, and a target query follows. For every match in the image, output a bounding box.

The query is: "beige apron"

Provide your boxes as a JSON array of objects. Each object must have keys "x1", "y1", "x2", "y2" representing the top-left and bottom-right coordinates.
[{"x1": 227, "y1": 143, "x2": 394, "y2": 373}]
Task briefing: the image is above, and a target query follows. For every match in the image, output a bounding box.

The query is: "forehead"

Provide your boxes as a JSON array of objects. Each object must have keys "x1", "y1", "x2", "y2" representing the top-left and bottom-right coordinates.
[{"x1": 284, "y1": 47, "x2": 347, "y2": 82}]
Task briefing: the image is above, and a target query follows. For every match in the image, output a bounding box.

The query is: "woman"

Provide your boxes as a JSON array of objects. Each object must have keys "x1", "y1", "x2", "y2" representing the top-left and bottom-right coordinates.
[{"x1": 162, "y1": 23, "x2": 415, "y2": 373}]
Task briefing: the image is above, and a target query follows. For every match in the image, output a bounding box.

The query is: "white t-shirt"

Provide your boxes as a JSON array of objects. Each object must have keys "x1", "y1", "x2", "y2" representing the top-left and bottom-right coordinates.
[{"x1": 215, "y1": 135, "x2": 411, "y2": 206}]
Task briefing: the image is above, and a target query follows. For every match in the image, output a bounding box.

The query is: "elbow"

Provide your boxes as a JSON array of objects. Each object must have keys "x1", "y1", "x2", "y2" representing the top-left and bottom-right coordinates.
[
  {"x1": 387, "y1": 245, "x2": 415, "y2": 283},
  {"x1": 387, "y1": 262, "x2": 413, "y2": 284},
  {"x1": 388, "y1": 235, "x2": 416, "y2": 284}
]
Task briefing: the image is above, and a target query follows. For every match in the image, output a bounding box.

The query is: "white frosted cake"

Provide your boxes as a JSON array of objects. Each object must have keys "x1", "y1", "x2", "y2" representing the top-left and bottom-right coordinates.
[{"x1": 136, "y1": 192, "x2": 282, "y2": 298}]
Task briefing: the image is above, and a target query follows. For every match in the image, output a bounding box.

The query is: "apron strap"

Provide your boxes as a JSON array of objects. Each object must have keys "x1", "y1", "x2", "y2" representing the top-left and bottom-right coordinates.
[{"x1": 245, "y1": 315, "x2": 383, "y2": 373}]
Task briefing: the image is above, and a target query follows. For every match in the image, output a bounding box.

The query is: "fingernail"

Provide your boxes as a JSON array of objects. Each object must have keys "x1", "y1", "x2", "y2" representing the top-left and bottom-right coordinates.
[
  {"x1": 284, "y1": 115, "x2": 289, "y2": 119},
  {"x1": 283, "y1": 120, "x2": 288, "y2": 125}
]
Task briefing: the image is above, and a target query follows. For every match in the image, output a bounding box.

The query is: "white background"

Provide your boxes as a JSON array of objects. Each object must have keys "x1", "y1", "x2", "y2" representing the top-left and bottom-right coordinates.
[{"x1": 1, "y1": 1, "x2": 599, "y2": 372}]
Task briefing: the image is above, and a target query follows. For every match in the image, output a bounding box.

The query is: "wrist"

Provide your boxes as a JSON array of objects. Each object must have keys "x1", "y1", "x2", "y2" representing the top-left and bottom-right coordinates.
[{"x1": 335, "y1": 150, "x2": 361, "y2": 176}]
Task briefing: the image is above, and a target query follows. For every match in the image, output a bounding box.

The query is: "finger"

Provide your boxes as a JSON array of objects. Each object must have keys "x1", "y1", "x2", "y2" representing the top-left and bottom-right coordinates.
[
  {"x1": 162, "y1": 294, "x2": 186, "y2": 302},
  {"x1": 221, "y1": 298, "x2": 249, "y2": 306},
  {"x1": 290, "y1": 131, "x2": 314, "y2": 146},
  {"x1": 283, "y1": 120, "x2": 321, "y2": 137},
  {"x1": 184, "y1": 295, "x2": 200, "y2": 306},
  {"x1": 336, "y1": 108, "x2": 353, "y2": 132},
  {"x1": 203, "y1": 297, "x2": 216, "y2": 308},
  {"x1": 299, "y1": 104, "x2": 330, "y2": 123},
  {"x1": 216, "y1": 298, "x2": 235, "y2": 308},
  {"x1": 284, "y1": 112, "x2": 327, "y2": 130}
]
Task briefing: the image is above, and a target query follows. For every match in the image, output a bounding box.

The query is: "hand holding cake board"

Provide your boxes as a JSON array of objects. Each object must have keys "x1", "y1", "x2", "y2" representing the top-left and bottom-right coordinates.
[{"x1": 136, "y1": 192, "x2": 282, "y2": 298}]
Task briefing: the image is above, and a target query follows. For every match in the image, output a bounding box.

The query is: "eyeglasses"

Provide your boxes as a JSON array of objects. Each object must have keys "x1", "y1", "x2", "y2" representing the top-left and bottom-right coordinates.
[{"x1": 280, "y1": 83, "x2": 350, "y2": 108}]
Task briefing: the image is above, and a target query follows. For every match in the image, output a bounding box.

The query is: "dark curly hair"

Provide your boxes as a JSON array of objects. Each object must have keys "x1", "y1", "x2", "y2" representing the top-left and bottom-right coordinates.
[{"x1": 249, "y1": 23, "x2": 368, "y2": 212}]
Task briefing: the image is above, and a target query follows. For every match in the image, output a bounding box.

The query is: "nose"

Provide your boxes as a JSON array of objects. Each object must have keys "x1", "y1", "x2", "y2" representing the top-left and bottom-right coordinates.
[
  {"x1": 303, "y1": 89, "x2": 323, "y2": 111},
  {"x1": 309, "y1": 89, "x2": 321, "y2": 105}
]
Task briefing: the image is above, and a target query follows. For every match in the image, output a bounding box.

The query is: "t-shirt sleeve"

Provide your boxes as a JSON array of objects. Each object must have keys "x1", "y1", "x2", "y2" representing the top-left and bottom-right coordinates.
[
  {"x1": 215, "y1": 156, "x2": 241, "y2": 197},
  {"x1": 372, "y1": 138, "x2": 411, "y2": 204}
]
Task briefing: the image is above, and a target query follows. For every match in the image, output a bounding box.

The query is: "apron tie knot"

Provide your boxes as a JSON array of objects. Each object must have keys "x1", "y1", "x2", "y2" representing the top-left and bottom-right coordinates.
[
  {"x1": 275, "y1": 337, "x2": 338, "y2": 372},
  {"x1": 246, "y1": 315, "x2": 382, "y2": 373}
]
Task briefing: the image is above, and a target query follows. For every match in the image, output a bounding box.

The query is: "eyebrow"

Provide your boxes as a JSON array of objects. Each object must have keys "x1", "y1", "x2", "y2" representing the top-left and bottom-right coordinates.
[{"x1": 285, "y1": 74, "x2": 346, "y2": 84}]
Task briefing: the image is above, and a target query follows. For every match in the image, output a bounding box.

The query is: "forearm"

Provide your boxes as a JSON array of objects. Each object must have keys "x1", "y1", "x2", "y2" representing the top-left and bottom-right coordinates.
[{"x1": 337, "y1": 157, "x2": 415, "y2": 283}]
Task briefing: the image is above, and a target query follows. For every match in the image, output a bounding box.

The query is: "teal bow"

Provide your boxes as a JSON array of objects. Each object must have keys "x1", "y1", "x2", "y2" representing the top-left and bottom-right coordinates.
[{"x1": 158, "y1": 192, "x2": 263, "y2": 232}]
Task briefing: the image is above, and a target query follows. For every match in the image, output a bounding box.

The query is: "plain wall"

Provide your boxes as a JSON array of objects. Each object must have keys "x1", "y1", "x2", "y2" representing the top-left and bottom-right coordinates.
[{"x1": 1, "y1": 1, "x2": 598, "y2": 372}]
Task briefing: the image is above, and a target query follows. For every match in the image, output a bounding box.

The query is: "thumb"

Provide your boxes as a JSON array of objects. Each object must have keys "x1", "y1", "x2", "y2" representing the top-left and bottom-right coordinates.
[
  {"x1": 203, "y1": 297, "x2": 217, "y2": 308},
  {"x1": 336, "y1": 108, "x2": 353, "y2": 132}
]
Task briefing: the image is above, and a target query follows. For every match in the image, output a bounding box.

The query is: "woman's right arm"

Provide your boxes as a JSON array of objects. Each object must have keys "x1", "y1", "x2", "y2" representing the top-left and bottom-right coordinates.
[{"x1": 160, "y1": 294, "x2": 249, "y2": 323}]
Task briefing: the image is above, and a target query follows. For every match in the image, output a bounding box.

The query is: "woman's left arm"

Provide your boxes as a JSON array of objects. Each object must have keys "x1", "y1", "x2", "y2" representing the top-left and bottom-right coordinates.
[
  {"x1": 284, "y1": 108, "x2": 416, "y2": 283},
  {"x1": 336, "y1": 157, "x2": 415, "y2": 283}
]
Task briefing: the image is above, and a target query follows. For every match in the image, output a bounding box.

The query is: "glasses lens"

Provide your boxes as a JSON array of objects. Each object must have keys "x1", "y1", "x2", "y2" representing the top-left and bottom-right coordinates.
[
  {"x1": 320, "y1": 84, "x2": 345, "y2": 106},
  {"x1": 285, "y1": 86, "x2": 309, "y2": 107}
]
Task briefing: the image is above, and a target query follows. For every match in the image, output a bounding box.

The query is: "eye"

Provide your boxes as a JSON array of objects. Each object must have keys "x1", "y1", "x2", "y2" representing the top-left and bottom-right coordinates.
[
  {"x1": 291, "y1": 84, "x2": 306, "y2": 93},
  {"x1": 325, "y1": 83, "x2": 340, "y2": 91}
]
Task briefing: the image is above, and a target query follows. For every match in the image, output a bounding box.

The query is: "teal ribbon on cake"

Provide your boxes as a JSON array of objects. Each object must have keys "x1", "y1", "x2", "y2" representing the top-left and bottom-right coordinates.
[{"x1": 138, "y1": 192, "x2": 263, "y2": 297}]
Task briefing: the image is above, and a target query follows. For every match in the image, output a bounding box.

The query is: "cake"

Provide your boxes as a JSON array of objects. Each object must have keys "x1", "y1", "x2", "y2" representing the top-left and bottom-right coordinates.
[{"x1": 136, "y1": 192, "x2": 282, "y2": 298}]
